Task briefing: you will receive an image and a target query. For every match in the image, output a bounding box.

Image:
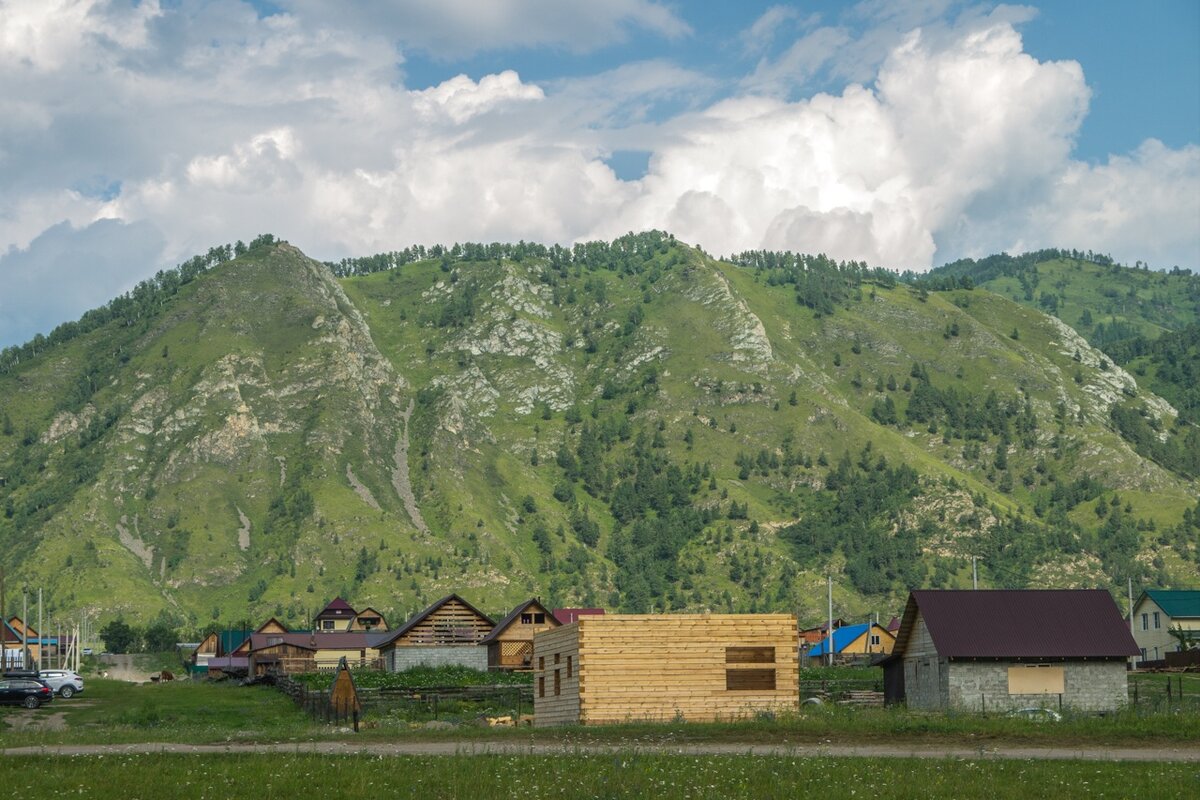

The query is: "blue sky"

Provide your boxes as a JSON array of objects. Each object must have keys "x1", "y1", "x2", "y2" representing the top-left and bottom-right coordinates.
[{"x1": 1, "y1": 0, "x2": 1198, "y2": 347}]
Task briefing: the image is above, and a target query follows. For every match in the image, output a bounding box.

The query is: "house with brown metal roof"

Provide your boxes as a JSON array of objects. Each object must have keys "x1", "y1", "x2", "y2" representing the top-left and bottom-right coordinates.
[
  {"x1": 481, "y1": 598, "x2": 559, "y2": 670},
  {"x1": 315, "y1": 598, "x2": 358, "y2": 631},
  {"x1": 883, "y1": 589, "x2": 1139, "y2": 712},
  {"x1": 374, "y1": 594, "x2": 495, "y2": 672}
]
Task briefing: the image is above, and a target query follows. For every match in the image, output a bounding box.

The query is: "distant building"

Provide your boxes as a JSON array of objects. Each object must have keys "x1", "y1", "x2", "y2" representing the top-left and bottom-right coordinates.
[
  {"x1": 375, "y1": 594, "x2": 494, "y2": 671},
  {"x1": 799, "y1": 618, "x2": 847, "y2": 646},
  {"x1": 806, "y1": 621, "x2": 895, "y2": 662},
  {"x1": 883, "y1": 590, "x2": 1138, "y2": 712},
  {"x1": 1130, "y1": 589, "x2": 1200, "y2": 664},
  {"x1": 482, "y1": 598, "x2": 560, "y2": 670},
  {"x1": 552, "y1": 608, "x2": 605, "y2": 625}
]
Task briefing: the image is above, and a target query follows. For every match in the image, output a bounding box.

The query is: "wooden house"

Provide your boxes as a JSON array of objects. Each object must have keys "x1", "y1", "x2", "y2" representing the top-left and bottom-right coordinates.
[
  {"x1": 799, "y1": 618, "x2": 846, "y2": 646},
  {"x1": 882, "y1": 590, "x2": 1139, "y2": 712},
  {"x1": 806, "y1": 622, "x2": 896, "y2": 662},
  {"x1": 246, "y1": 631, "x2": 388, "y2": 675},
  {"x1": 350, "y1": 607, "x2": 388, "y2": 632},
  {"x1": 190, "y1": 632, "x2": 220, "y2": 674},
  {"x1": 3, "y1": 617, "x2": 57, "y2": 668},
  {"x1": 533, "y1": 614, "x2": 799, "y2": 727},
  {"x1": 1130, "y1": 589, "x2": 1200, "y2": 665},
  {"x1": 315, "y1": 598, "x2": 358, "y2": 631},
  {"x1": 375, "y1": 594, "x2": 494, "y2": 672},
  {"x1": 481, "y1": 598, "x2": 560, "y2": 670}
]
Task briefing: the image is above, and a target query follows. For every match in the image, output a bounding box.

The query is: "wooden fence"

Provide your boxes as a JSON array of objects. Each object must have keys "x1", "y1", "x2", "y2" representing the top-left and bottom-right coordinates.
[{"x1": 273, "y1": 675, "x2": 534, "y2": 725}]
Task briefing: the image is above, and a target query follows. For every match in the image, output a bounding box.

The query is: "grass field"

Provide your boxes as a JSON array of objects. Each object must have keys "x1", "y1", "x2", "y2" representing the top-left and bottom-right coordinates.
[
  {"x1": 0, "y1": 752, "x2": 1195, "y2": 799},
  {"x1": 3, "y1": 676, "x2": 1199, "y2": 749}
]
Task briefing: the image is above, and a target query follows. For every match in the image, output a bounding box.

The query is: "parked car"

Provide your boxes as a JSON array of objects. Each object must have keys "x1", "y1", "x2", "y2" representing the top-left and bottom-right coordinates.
[
  {"x1": 36, "y1": 669, "x2": 85, "y2": 698},
  {"x1": 0, "y1": 677, "x2": 54, "y2": 708}
]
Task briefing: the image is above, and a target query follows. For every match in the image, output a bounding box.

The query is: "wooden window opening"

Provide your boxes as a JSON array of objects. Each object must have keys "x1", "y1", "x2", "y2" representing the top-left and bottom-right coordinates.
[
  {"x1": 554, "y1": 669, "x2": 561, "y2": 696},
  {"x1": 538, "y1": 656, "x2": 545, "y2": 670},
  {"x1": 726, "y1": 669, "x2": 776, "y2": 691},
  {"x1": 567, "y1": 655, "x2": 573, "y2": 678},
  {"x1": 539, "y1": 676, "x2": 545, "y2": 698},
  {"x1": 726, "y1": 646, "x2": 775, "y2": 664}
]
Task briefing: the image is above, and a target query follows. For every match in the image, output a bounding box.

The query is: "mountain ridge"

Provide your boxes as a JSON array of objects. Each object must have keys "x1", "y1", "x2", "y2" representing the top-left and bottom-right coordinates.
[{"x1": 1, "y1": 233, "x2": 1195, "y2": 632}]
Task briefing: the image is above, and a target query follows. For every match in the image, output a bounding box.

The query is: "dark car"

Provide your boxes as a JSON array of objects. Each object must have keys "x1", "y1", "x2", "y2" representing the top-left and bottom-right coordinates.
[{"x1": 0, "y1": 677, "x2": 54, "y2": 708}]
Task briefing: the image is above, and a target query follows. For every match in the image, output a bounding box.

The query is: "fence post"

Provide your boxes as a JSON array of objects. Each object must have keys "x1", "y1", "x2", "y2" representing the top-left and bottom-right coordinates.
[
  {"x1": 353, "y1": 709, "x2": 359, "y2": 733},
  {"x1": 1133, "y1": 679, "x2": 1138, "y2": 705}
]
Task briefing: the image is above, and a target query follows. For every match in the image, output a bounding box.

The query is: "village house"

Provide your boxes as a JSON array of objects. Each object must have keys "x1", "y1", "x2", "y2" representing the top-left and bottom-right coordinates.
[
  {"x1": 245, "y1": 630, "x2": 388, "y2": 676},
  {"x1": 552, "y1": 608, "x2": 604, "y2": 624},
  {"x1": 2, "y1": 617, "x2": 58, "y2": 668},
  {"x1": 533, "y1": 614, "x2": 799, "y2": 726},
  {"x1": 799, "y1": 618, "x2": 847, "y2": 646},
  {"x1": 806, "y1": 621, "x2": 895, "y2": 663},
  {"x1": 883, "y1": 589, "x2": 1138, "y2": 712},
  {"x1": 374, "y1": 594, "x2": 494, "y2": 672},
  {"x1": 481, "y1": 598, "x2": 560, "y2": 670},
  {"x1": 1130, "y1": 589, "x2": 1200, "y2": 665}
]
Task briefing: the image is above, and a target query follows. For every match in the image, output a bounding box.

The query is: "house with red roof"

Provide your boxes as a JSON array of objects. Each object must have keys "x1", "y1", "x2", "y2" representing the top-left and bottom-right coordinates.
[{"x1": 883, "y1": 589, "x2": 1138, "y2": 712}]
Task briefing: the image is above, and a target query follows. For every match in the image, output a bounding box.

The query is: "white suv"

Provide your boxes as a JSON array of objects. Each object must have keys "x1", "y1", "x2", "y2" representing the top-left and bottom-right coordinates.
[{"x1": 37, "y1": 670, "x2": 84, "y2": 698}]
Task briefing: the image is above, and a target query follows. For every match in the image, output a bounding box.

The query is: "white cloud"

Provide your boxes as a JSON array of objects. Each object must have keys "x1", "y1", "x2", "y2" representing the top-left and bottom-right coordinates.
[
  {"x1": 0, "y1": 1, "x2": 1196, "y2": 346},
  {"x1": 413, "y1": 71, "x2": 545, "y2": 124}
]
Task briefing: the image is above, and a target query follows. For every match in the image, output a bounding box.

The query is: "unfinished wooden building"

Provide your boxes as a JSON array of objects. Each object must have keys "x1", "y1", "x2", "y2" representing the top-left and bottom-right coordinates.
[
  {"x1": 375, "y1": 594, "x2": 495, "y2": 671},
  {"x1": 533, "y1": 614, "x2": 798, "y2": 726},
  {"x1": 482, "y1": 598, "x2": 560, "y2": 670}
]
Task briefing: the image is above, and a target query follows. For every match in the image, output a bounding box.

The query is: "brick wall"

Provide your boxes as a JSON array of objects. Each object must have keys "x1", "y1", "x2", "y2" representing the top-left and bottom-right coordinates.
[{"x1": 385, "y1": 645, "x2": 488, "y2": 672}]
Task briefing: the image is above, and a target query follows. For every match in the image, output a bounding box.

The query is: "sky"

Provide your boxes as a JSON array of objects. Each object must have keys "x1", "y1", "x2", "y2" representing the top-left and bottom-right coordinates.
[{"x1": 1, "y1": 0, "x2": 1198, "y2": 347}]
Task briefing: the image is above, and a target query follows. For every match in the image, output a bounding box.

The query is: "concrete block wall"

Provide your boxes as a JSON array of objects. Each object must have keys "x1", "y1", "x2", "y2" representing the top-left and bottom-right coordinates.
[
  {"x1": 947, "y1": 661, "x2": 1128, "y2": 712},
  {"x1": 386, "y1": 645, "x2": 488, "y2": 672}
]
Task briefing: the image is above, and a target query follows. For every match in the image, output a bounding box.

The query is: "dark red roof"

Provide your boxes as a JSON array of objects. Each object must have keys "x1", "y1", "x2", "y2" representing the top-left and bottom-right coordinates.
[
  {"x1": 552, "y1": 608, "x2": 605, "y2": 624},
  {"x1": 316, "y1": 597, "x2": 356, "y2": 618},
  {"x1": 886, "y1": 616, "x2": 901, "y2": 633},
  {"x1": 894, "y1": 589, "x2": 1139, "y2": 659}
]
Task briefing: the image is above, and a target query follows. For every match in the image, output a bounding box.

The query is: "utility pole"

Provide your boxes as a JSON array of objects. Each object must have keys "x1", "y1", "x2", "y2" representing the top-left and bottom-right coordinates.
[
  {"x1": 1128, "y1": 577, "x2": 1136, "y2": 667},
  {"x1": 22, "y1": 591, "x2": 28, "y2": 669},
  {"x1": 0, "y1": 567, "x2": 5, "y2": 670},
  {"x1": 827, "y1": 575, "x2": 834, "y2": 668},
  {"x1": 972, "y1": 557, "x2": 978, "y2": 590},
  {"x1": 38, "y1": 588, "x2": 43, "y2": 672}
]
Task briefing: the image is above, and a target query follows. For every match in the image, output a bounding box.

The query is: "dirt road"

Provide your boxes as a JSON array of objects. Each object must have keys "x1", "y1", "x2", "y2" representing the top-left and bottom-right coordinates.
[{"x1": 3, "y1": 740, "x2": 1197, "y2": 762}]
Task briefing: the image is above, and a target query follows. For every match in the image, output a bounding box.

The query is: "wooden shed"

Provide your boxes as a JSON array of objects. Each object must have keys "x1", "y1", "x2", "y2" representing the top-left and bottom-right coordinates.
[
  {"x1": 532, "y1": 614, "x2": 798, "y2": 726},
  {"x1": 375, "y1": 594, "x2": 495, "y2": 672},
  {"x1": 481, "y1": 598, "x2": 559, "y2": 670}
]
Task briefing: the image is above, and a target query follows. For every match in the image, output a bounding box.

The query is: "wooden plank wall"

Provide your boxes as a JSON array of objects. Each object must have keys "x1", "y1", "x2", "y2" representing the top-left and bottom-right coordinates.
[
  {"x1": 532, "y1": 624, "x2": 582, "y2": 726},
  {"x1": 533, "y1": 614, "x2": 799, "y2": 726},
  {"x1": 396, "y1": 599, "x2": 494, "y2": 646}
]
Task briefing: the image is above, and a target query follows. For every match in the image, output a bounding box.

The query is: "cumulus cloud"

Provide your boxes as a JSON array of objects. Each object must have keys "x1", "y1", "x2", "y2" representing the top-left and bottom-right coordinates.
[{"x1": 0, "y1": 0, "x2": 1196, "y2": 346}]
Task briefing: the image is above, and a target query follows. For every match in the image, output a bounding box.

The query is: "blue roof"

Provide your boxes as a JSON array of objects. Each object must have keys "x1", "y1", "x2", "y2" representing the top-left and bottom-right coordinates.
[{"x1": 808, "y1": 623, "x2": 870, "y2": 656}]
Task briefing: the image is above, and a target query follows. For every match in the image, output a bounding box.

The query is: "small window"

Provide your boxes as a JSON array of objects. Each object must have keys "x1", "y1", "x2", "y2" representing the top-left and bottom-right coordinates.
[
  {"x1": 870, "y1": 635, "x2": 880, "y2": 646},
  {"x1": 1153, "y1": 612, "x2": 1161, "y2": 629},
  {"x1": 567, "y1": 656, "x2": 573, "y2": 678},
  {"x1": 538, "y1": 656, "x2": 545, "y2": 671},
  {"x1": 322, "y1": 620, "x2": 335, "y2": 630},
  {"x1": 521, "y1": 613, "x2": 533, "y2": 624},
  {"x1": 1141, "y1": 613, "x2": 1148, "y2": 630},
  {"x1": 726, "y1": 669, "x2": 776, "y2": 691},
  {"x1": 534, "y1": 613, "x2": 545, "y2": 624},
  {"x1": 538, "y1": 676, "x2": 545, "y2": 698},
  {"x1": 555, "y1": 653, "x2": 561, "y2": 664},
  {"x1": 1140, "y1": 647, "x2": 1147, "y2": 660},
  {"x1": 726, "y1": 647, "x2": 774, "y2": 664},
  {"x1": 554, "y1": 669, "x2": 561, "y2": 695}
]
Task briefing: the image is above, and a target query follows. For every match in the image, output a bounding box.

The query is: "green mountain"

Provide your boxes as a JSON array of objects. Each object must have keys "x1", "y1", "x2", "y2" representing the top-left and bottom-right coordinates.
[{"x1": 1, "y1": 234, "x2": 1196, "y2": 633}]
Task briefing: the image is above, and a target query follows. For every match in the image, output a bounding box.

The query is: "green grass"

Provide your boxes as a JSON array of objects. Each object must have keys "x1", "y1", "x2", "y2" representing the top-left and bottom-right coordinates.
[
  {"x1": 0, "y1": 753, "x2": 1194, "y2": 799},
  {"x1": 4, "y1": 679, "x2": 1197, "y2": 749}
]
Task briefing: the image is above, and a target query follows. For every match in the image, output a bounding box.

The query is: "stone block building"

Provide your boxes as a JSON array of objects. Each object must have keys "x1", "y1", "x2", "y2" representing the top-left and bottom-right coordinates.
[{"x1": 882, "y1": 589, "x2": 1138, "y2": 712}]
